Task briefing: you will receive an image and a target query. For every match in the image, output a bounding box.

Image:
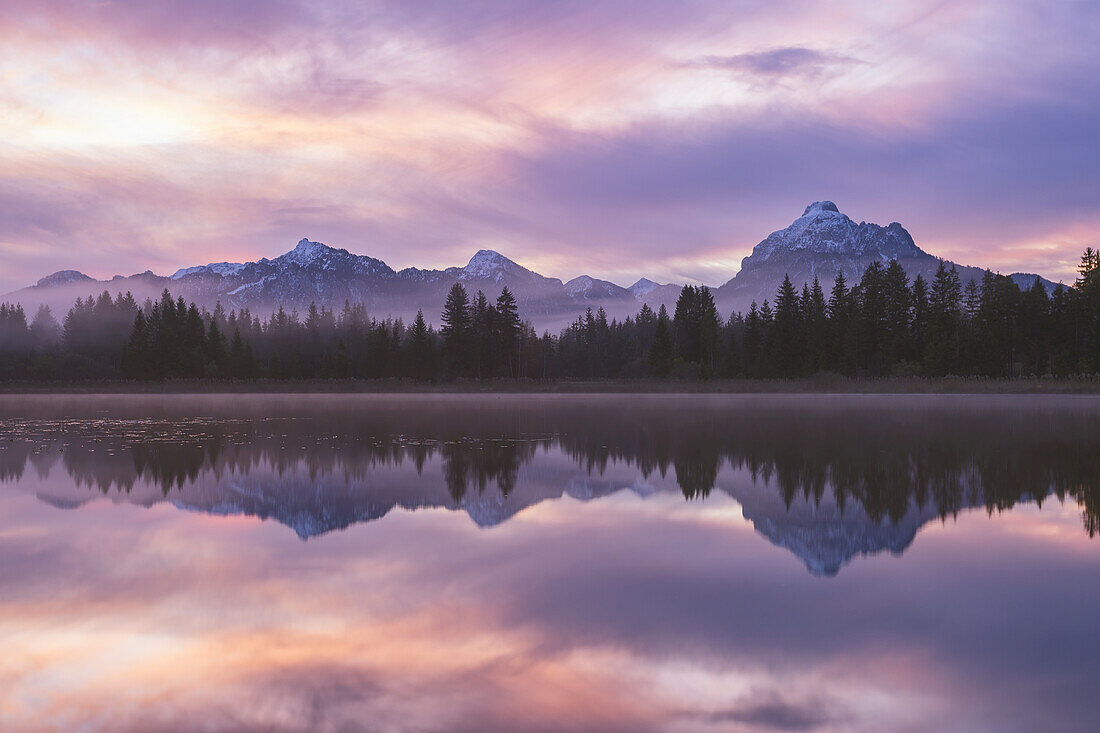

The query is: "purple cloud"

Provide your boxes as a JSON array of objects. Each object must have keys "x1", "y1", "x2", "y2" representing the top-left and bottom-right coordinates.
[{"x1": 689, "y1": 47, "x2": 862, "y2": 83}]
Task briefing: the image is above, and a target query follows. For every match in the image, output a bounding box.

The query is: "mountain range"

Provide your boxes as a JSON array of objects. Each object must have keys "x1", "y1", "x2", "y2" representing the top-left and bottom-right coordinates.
[{"x1": 4, "y1": 201, "x2": 1058, "y2": 330}]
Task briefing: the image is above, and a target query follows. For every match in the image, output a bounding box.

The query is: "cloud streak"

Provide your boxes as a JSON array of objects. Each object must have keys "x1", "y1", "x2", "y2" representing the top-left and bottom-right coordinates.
[{"x1": 689, "y1": 47, "x2": 863, "y2": 85}]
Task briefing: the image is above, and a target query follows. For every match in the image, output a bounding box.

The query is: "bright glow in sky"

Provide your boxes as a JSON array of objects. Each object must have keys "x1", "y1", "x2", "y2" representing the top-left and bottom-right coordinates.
[{"x1": 0, "y1": 0, "x2": 1097, "y2": 293}]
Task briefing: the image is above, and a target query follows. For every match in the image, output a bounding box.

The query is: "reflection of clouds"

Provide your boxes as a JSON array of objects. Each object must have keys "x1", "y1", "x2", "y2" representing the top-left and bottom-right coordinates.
[
  {"x1": 1, "y1": 396, "x2": 1100, "y2": 729},
  {"x1": 1, "y1": 477, "x2": 1099, "y2": 731},
  {"x1": 700, "y1": 690, "x2": 846, "y2": 731}
]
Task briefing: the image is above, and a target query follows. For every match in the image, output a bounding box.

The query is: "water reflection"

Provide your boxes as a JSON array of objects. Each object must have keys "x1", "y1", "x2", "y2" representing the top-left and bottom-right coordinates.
[
  {"x1": 0, "y1": 395, "x2": 1097, "y2": 575},
  {"x1": 1, "y1": 395, "x2": 1099, "y2": 732}
]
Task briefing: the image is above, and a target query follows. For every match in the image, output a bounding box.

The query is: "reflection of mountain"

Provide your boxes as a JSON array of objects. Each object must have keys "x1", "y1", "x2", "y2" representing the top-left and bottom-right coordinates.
[
  {"x1": 0, "y1": 395, "x2": 1096, "y2": 574},
  {"x1": 734, "y1": 479, "x2": 946, "y2": 576}
]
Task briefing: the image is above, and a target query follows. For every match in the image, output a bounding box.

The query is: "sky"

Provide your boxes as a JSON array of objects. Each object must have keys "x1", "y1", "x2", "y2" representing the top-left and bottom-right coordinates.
[{"x1": 1, "y1": 0, "x2": 1098, "y2": 294}]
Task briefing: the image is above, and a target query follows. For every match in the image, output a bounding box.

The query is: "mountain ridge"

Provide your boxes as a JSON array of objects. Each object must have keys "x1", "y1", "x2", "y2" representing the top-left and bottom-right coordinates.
[
  {"x1": 714, "y1": 201, "x2": 1056, "y2": 315},
  {"x1": 6, "y1": 205, "x2": 1061, "y2": 330}
]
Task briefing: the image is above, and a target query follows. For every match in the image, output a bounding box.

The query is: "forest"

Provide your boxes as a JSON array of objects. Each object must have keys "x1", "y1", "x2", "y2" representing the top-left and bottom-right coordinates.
[{"x1": 1, "y1": 248, "x2": 1098, "y2": 383}]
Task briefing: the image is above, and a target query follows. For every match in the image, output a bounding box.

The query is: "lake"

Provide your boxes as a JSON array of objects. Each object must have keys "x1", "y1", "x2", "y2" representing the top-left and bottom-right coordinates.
[{"x1": 1, "y1": 394, "x2": 1098, "y2": 732}]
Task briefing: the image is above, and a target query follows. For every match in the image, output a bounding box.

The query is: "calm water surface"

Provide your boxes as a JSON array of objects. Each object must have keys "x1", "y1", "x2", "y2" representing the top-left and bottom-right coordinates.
[{"x1": 1, "y1": 394, "x2": 1098, "y2": 732}]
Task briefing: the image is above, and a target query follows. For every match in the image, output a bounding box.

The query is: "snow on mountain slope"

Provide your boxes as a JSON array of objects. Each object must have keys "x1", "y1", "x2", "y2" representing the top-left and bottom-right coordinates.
[
  {"x1": 171, "y1": 262, "x2": 246, "y2": 280},
  {"x1": 565, "y1": 275, "x2": 632, "y2": 300},
  {"x1": 7, "y1": 205, "x2": 1062, "y2": 328},
  {"x1": 715, "y1": 202, "x2": 1059, "y2": 316}
]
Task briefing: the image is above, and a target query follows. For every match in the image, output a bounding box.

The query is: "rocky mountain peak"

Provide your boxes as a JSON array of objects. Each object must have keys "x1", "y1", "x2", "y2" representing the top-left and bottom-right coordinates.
[
  {"x1": 802, "y1": 200, "x2": 841, "y2": 217},
  {"x1": 36, "y1": 270, "x2": 92, "y2": 288},
  {"x1": 750, "y1": 201, "x2": 920, "y2": 262},
  {"x1": 280, "y1": 238, "x2": 339, "y2": 266},
  {"x1": 459, "y1": 249, "x2": 532, "y2": 282}
]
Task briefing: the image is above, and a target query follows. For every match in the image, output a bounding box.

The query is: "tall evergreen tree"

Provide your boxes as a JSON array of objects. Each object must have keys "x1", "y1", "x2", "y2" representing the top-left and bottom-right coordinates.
[
  {"x1": 827, "y1": 272, "x2": 852, "y2": 373},
  {"x1": 910, "y1": 274, "x2": 930, "y2": 362},
  {"x1": 772, "y1": 275, "x2": 802, "y2": 376},
  {"x1": 406, "y1": 310, "x2": 435, "y2": 381},
  {"x1": 648, "y1": 305, "x2": 673, "y2": 378},
  {"x1": 440, "y1": 283, "x2": 471, "y2": 378},
  {"x1": 926, "y1": 262, "x2": 963, "y2": 376},
  {"x1": 496, "y1": 287, "x2": 521, "y2": 377},
  {"x1": 803, "y1": 277, "x2": 828, "y2": 373}
]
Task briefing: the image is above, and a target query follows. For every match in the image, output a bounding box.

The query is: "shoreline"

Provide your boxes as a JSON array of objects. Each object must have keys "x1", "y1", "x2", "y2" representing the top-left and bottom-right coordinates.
[{"x1": 2, "y1": 376, "x2": 1100, "y2": 395}]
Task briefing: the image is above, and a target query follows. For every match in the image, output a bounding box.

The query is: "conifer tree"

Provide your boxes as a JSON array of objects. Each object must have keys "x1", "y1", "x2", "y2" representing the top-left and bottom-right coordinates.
[
  {"x1": 910, "y1": 274, "x2": 930, "y2": 361},
  {"x1": 743, "y1": 301, "x2": 764, "y2": 376},
  {"x1": 827, "y1": 272, "x2": 851, "y2": 373},
  {"x1": 927, "y1": 262, "x2": 963, "y2": 375},
  {"x1": 470, "y1": 290, "x2": 493, "y2": 378},
  {"x1": 772, "y1": 275, "x2": 802, "y2": 376},
  {"x1": 440, "y1": 283, "x2": 471, "y2": 378},
  {"x1": 804, "y1": 277, "x2": 828, "y2": 373},
  {"x1": 496, "y1": 287, "x2": 521, "y2": 377},
  {"x1": 407, "y1": 309, "x2": 435, "y2": 381},
  {"x1": 648, "y1": 305, "x2": 673, "y2": 377}
]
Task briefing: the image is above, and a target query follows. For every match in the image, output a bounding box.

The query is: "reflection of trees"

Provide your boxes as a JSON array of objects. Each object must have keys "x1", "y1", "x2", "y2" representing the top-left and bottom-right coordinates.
[
  {"x1": 0, "y1": 442, "x2": 30, "y2": 482},
  {"x1": 673, "y1": 444, "x2": 720, "y2": 500},
  {"x1": 441, "y1": 440, "x2": 535, "y2": 500},
  {"x1": 1, "y1": 397, "x2": 1098, "y2": 536}
]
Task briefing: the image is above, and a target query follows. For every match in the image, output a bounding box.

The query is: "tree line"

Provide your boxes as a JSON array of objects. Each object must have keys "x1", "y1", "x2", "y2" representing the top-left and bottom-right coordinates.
[{"x1": 1, "y1": 249, "x2": 1098, "y2": 382}]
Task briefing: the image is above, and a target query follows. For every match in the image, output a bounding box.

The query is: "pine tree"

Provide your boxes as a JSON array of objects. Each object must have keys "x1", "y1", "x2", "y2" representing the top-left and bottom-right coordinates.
[
  {"x1": 121, "y1": 310, "x2": 149, "y2": 379},
  {"x1": 910, "y1": 274, "x2": 930, "y2": 362},
  {"x1": 827, "y1": 272, "x2": 851, "y2": 373},
  {"x1": 963, "y1": 278, "x2": 982, "y2": 322},
  {"x1": 407, "y1": 309, "x2": 435, "y2": 381},
  {"x1": 229, "y1": 329, "x2": 247, "y2": 378},
  {"x1": 883, "y1": 261, "x2": 912, "y2": 370},
  {"x1": 1076, "y1": 248, "x2": 1100, "y2": 372},
  {"x1": 696, "y1": 286, "x2": 721, "y2": 375},
  {"x1": 1020, "y1": 277, "x2": 1050, "y2": 375},
  {"x1": 495, "y1": 287, "x2": 521, "y2": 378},
  {"x1": 440, "y1": 283, "x2": 471, "y2": 378},
  {"x1": 648, "y1": 305, "x2": 673, "y2": 378},
  {"x1": 470, "y1": 290, "x2": 493, "y2": 378},
  {"x1": 927, "y1": 262, "x2": 963, "y2": 376},
  {"x1": 772, "y1": 275, "x2": 802, "y2": 376},
  {"x1": 635, "y1": 303, "x2": 656, "y2": 358},
  {"x1": 205, "y1": 320, "x2": 226, "y2": 377},
  {"x1": 29, "y1": 305, "x2": 61, "y2": 348},
  {"x1": 743, "y1": 301, "x2": 763, "y2": 376},
  {"x1": 673, "y1": 285, "x2": 700, "y2": 364},
  {"x1": 804, "y1": 277, "x2": 828, "y2": 373}
]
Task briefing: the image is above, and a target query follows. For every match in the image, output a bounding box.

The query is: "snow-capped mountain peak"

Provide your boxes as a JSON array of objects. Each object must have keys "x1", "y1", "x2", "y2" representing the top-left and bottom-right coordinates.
[
  {"x1": 629, "y1": 278, "x2": 660, "y2": 297},
  {"x1": 456, "y1": 249, "x2": 546, "y2": 285},
  {"x1": 462, "y1": 249, "x2": 512, "y2": 277},
  {"x1": 751, "y1": 201, "x2": 920, "y2": 262},
  {"x1": 713, "y1": 201, "x2": 1057, "y2": 318},
  {"x1": 565, "y1": 275, "x2": 630, "y2": 300},
  {"x1": 801, "y1": 200, "x2": 841, "y2": 218},
  {"x1": 279, "y1": 238, "x2": 339, "y2": 266},
  {"x1": 564, "y1": 275, "x2": 596, "y2": 296}
]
